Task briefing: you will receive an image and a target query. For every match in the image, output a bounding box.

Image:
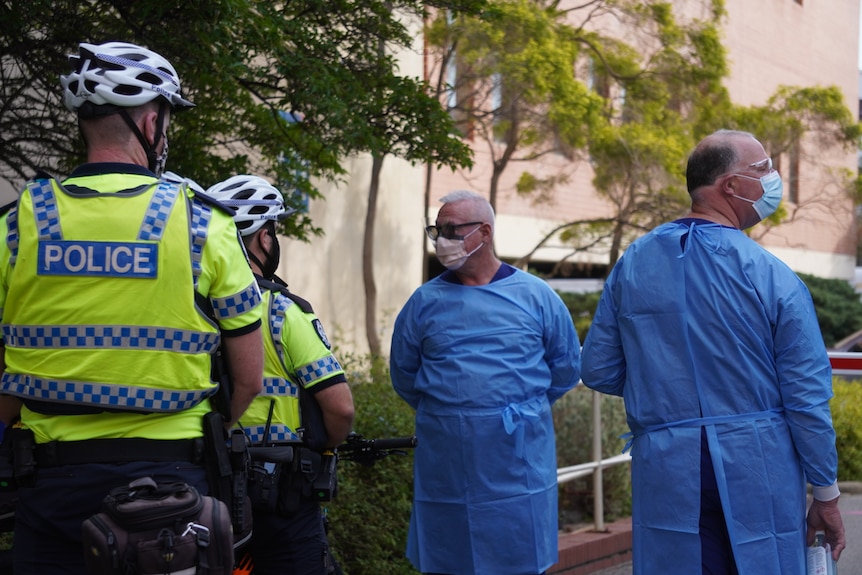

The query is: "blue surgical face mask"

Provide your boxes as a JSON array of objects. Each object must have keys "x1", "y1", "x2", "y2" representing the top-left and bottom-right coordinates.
[{"x1": 732, "y1": 170, "x2": 783, "y2": 221}]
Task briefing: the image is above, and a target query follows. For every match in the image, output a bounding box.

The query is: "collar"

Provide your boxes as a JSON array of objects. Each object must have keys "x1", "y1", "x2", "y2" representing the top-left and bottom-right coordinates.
[
  {"x1": 68, "y1": 162, "x2": 157, "y2": 179},
  {"x1": 440, "y1": 262, "x2": 516, "y2": 284},
  {"x1": 674, "y1": 217, "x2": 734, "y2": 229}
]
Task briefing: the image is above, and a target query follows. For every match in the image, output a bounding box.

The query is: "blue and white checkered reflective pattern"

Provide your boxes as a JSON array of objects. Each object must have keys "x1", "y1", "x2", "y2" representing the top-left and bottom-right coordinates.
[
  {"x1": 137, "y1": 181, "x2": 180, "y2": 241},
  {"x1": 6, "y1": 205, "x2": 18, "y2": 267},
  {"x1": 188, "y1": 199, "x2": 211, "y2": 290},
  {"x1": 29, "y1": 180, "x2": 62, "y2": 240},
  {"x1": 2, "y1": 324, "x2": 219, "y2": 353},
  {"x1": 270, "y1": 293, "x2": 295, "y2": 368},
  {"x1": 212, "y1": 282, "x2": 261, "y2": 320},
  {"x1": 259, "y1": 377, "x2": 299, "y2": 398},
  {"x1": 0, "y1": 372, "x2": 214, "y2": 412},
  {"x1": 244, "y1": 423, "x2": 300, "y2": 445},
  {"x1": 295, "y1": 356, "x2": 343, "y2": 387}
]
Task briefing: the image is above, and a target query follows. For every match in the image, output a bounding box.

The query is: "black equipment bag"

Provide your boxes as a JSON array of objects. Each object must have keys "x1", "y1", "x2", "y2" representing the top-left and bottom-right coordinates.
[{"x1": 81, "y1": 476, "x2": 233, "y2": 575}]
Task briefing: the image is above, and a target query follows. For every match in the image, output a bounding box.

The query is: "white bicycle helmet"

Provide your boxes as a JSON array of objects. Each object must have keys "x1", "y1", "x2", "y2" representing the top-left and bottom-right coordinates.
[
  {"x1": 61, "y1": 41, "x2": 194, "y2": 113},
  {"x1": 206, "y1": 175, "x2": 296, "y2": 236}
]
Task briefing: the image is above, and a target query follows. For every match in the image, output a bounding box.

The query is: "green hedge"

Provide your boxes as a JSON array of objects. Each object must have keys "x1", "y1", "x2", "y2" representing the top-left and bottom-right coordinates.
[
  {"x1": 553, "y1": 386, "x2": 631, "y2": 525},
  {"x1": 831, "y1": 379, "x2": 862, "y2": 481},
  {"x1": 797, "y1": 273, "x2": 862, "y2": 347},
  {"x1": 326, "y1": 356, "x2": 419, "y2": 575}
]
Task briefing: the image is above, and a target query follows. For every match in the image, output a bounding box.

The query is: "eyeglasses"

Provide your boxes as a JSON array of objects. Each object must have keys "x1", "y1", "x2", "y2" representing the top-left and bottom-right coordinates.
[
  {"x1": 734, "y1": 157, "x2": 773, "y2": 176},
  {"x1": 720, "y1": 157, "x2": 775, "y2": 182},
  {"x1": 748, "y1": 157, "x2": 773, "y2": 172},
  {"x1": 425, "y1": 221, "x2": 483, "y2": 241}
]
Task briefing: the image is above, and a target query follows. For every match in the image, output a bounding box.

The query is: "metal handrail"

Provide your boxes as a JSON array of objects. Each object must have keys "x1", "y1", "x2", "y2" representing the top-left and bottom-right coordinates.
[{"x1": 557, "y1": 389, "x2": 630, "y2": 532}]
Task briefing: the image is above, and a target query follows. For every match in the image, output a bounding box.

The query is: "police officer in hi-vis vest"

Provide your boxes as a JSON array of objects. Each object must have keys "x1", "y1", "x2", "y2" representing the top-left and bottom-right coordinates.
[
  {"x1": 207, "y1": 175, "x2": 354, "y2": 575},
  {"x1": 0, "y1": 42, "x2": 264, "y2": 575}
]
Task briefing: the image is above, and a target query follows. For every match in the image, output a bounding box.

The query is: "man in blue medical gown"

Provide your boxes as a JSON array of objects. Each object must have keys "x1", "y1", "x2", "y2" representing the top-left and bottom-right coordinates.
[
  {"x1": 581, "y1": 130, "x2": 845, "y2": 575},
  {"x1": 390, "y1": 190, "x2": 581, "y2": 575}
]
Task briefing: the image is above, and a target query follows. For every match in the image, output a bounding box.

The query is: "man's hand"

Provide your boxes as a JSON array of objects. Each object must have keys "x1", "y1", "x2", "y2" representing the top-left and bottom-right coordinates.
[{"x1": 807, "y1": 497, "x2": 845, "y2": 561}]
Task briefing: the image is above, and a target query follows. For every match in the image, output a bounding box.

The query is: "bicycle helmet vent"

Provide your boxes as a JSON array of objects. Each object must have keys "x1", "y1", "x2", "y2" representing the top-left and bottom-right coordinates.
[
  {"x1": 206, "y1": 175, "x2": 296, "y2": 236},
  {"x1": 61, "y1": 41, "x2": 194, "y2": 113}
]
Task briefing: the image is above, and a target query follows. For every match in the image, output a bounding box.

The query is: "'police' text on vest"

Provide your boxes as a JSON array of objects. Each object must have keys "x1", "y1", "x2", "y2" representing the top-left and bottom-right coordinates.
[{"x1": 38, "y1": 240, "x2": 158, "y2": 278}]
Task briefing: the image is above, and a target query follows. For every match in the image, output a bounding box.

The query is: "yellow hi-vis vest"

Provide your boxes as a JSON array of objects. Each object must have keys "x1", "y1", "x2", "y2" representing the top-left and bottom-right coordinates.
[
  {"x1": 0, "y1": 177, "x2": 246, "y2": 418},
  {"x1": 240, "y1": 286, "x2": 345, "y2": 445}
]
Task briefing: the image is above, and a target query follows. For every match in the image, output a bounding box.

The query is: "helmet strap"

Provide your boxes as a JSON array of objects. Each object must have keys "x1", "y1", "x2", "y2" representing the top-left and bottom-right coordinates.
[
  {"x1": 117, "y1": 101, "x2": 167, "y2": 174},
  {"x1": 250, "y1": 221, "x2": 280, "y2": 279}
]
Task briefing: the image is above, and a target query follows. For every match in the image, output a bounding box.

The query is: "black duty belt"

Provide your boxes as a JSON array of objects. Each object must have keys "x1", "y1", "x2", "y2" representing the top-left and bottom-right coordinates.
[{"x1": 35, "y1": 438, "x2": 205, "y2": 467}]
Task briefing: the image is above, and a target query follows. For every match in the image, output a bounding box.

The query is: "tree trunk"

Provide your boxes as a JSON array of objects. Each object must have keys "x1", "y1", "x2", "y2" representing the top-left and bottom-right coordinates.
[{"x1": 363, "y1": 153, "x2": 385, "y2": 357}]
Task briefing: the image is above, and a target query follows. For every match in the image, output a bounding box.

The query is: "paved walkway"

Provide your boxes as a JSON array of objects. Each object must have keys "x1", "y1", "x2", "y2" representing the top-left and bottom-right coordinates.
[{"x1": 589, "y1": 483, "x2": 862, "y2": 575}]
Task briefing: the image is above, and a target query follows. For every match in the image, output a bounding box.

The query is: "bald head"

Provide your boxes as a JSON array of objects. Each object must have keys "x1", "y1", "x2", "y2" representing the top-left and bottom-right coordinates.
[{"x1": 686, "y1": 130, "x2": 758, "y2": 195}]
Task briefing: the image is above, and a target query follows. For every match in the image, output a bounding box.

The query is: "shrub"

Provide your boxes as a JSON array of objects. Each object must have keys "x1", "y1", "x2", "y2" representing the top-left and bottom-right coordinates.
[
  {"x1": 554, "y1": 386, "x2": 631, "y2": 526},
  {"x1": 326, "y1": 355, "x2": 419, "y2": 575},
  {"x1": 831, "y1": 379, "x2": 862, "y2": 481},
  {"x1": 796, "y1": 273, "x2": 862, "y2": 347},
  {"x1": 556, "y1": 291, "x2": 601, "y2": 342}
]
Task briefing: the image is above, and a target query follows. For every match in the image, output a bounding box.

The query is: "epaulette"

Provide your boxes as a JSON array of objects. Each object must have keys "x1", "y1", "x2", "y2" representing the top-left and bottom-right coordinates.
[
  {"x1": 189, "y1": 189, "x2": 236, "y2": 217},
  {"x1": 12, "y1": 171, "x2": 62, "y2": 210},
  {"x1": 257, "y1": 277, "x2": 315, "y2": 314}
]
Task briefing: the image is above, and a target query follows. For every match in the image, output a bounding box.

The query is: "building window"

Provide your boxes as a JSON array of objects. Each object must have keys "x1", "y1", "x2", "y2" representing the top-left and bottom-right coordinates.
[
  {"x1": 444, "y1": 51, "x2": 474, "y2": 139},
  {"x1": 278, "y1": 110, "x2": 310, "y2": 213}
]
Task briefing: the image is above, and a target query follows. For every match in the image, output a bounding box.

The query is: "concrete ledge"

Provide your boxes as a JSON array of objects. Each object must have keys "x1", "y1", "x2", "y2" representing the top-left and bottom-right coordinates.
[{"x1": 549, "y1": 517, "x2": 632, "y2": 575}]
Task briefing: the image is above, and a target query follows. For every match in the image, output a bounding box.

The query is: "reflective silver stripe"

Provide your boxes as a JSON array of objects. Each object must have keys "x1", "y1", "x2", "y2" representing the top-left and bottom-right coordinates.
[
  {"x1": 0, "y1": 372, "x2": 213, "y2": 412},
  {"x1": 212, "y1": 282, "x2": 261, "y2": 320},
  {"x1": 29, "y1": 180, "x2": 62, "y2": 240},
  {"x1": 260, "y1": 377, "x2": 299, "y2": 397},
  {"x1": 138, "y1": 181, "x2": 180, "y2": 241},
  {"x1": 295, "y1": 356, "x2": 343, "y2": 387},
  {"x1": 188, "y1": 197, "x2": 210, "y2": 291},
  {"x1": 270, "y1": 293, "x2": 293, "y2": 367},
  {"x1": 2, "y1": 324, "x2": 219, "y2": 353},
  {"x1": 244, "y1": 424, "x2": 299, "y2": 445},
  {"x1": 6, "y1": 205, "x2": 18, "y2": 267}
]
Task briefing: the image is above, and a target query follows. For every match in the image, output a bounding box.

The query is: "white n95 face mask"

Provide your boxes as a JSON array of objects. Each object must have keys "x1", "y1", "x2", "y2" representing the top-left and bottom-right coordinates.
[{"x1": 435, "y1": 226, "x2": 483, "y2": 270}]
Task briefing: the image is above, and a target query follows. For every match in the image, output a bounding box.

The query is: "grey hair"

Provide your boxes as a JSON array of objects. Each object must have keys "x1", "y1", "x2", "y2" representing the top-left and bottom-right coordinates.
[{"x1": 440, "y1": 190, "x2": 495, "y2": 229}]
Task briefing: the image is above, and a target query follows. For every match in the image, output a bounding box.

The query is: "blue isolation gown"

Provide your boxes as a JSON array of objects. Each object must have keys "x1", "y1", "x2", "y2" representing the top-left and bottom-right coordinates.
[
  {"x1": 581, "y1": 221, "x2": 838, "y2": 575},
  {"x1": 390, "y1": 265, "x2": 581, "y2": 575}
]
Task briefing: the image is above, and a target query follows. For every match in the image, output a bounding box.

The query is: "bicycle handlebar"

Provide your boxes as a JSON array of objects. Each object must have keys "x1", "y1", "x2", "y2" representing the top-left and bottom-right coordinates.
[
  {"x1": 241, "y1": 432, "x2": 417, "y2": 467},
  {"x1": 247, "y1": 445, "x2": 296, "y2": 464},
  {"x1": 335, "y1": 432, "x2": 417, "y2": 466},
  {"x1": 345, "y1": 436, "x2": 417, "y2": 451}
]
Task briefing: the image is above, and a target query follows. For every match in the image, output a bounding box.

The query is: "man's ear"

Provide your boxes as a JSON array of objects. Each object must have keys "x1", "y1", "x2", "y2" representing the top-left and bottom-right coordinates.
[
  {"x1": 140, "y1": 109, "x2": 160, "y2": 146},
  {"x1": 141, "y1": 104, "x2": 170, "y2": 147},
  {"x1": 717, "y1": 174, "x2": 735, "y2": 196},
  {"x1": 256, "y1": 226, "x2": 272, "y2": 252}
]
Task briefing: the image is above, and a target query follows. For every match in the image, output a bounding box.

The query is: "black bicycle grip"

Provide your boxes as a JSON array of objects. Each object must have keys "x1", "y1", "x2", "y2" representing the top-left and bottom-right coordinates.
[
  {"x1": 248, "y1": 445, "x2": 296, "y2": 463},
  {"x1": 368, "y1": 436, "x2": 417, "y2": 450}
]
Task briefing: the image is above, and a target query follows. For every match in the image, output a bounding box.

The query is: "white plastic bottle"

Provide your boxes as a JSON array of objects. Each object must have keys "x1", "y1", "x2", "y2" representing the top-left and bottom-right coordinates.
[{"x1": 807, "y1": 531, "x2": 837, "y2": 575}]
